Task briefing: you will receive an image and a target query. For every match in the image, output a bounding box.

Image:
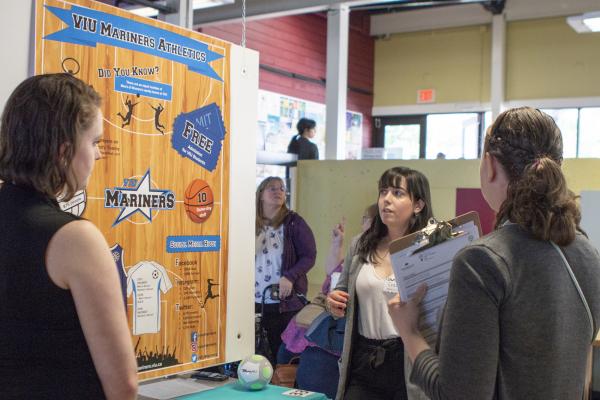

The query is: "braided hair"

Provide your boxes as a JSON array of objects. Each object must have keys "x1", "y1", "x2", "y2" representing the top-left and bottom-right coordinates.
[{"x1": 485, "y1": 107, "x2": 580, "y2": 245}]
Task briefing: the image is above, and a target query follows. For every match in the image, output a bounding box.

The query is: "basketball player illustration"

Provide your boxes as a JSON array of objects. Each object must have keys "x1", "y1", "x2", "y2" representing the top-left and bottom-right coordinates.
[
  {"x1": 202, "y1": 278, "x2": 219, "y2": 308},
  {"x1": 150, "y1": 104, "x2": 166, "y2": 134},
  {"x1": 117, "y1": 97, "x2": 139, "y2": 128}
]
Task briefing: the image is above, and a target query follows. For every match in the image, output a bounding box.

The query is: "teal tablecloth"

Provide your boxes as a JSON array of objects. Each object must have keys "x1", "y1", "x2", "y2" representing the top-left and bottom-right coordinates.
[{"x1": 177, "y1": 382, "x2": 328, "y2": 399}]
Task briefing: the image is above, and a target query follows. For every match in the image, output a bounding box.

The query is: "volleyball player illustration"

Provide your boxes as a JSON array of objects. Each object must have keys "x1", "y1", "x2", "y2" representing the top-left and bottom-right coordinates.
[
  {"x1": 117, "y1": 97, "x2": 139, "y2": 128},
  {"x1": 150, "y1": 104, "x2": 166, "y2": 134}
]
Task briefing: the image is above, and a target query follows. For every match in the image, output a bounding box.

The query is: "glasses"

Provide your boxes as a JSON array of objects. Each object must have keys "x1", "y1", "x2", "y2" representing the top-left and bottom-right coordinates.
[{"x1": 265, "y1": 185, "x2": 286, "y2": 193}]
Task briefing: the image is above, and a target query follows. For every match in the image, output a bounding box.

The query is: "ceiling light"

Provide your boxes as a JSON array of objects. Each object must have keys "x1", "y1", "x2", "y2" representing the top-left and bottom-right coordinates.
[
  {"x1": 567, "y1": 11, "x2": 600, "y2": 33},
  {"x1": 193, "y1": 0, "x2": 235, "y2": 10},
  {"x1": 128, "y1": 0, "x2": 234, "y2": 18},
  {"x1": 583, "y1": 13, "x2": 600, "y2": 31},
  {"x1": 129, "y1": 7, "x2": 159, "y2": 18}
]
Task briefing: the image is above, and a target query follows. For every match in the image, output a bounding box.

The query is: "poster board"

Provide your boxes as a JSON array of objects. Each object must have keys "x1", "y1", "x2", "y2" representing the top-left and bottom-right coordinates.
[
  {"x1": 34, "y1": 0, "x2": 238, "y2": 380},
  {"x1": 256, "y1": 89, "x2": 363, "y2": 160},
  {"x1": 255, "y1": 89, "x2": 364, "y2": 187}
]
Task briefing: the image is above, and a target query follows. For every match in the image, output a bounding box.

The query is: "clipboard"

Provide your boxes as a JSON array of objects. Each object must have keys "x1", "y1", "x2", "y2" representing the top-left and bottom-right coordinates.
[
  {"x1": 389, "y1": 211, "x2": 482, "y2": 346},
  {"x1": 390, "y1": 211, "x2": 482, "y2": 256}
]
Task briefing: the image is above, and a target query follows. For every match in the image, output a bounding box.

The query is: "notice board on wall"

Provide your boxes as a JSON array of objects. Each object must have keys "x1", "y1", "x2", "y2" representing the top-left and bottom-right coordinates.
[
  {"x1": 35, "y1": 0, "x2": 231, "y2": 380},
  {"x1": 256, "y1": 89, "x2": 364, "y2": 160}
]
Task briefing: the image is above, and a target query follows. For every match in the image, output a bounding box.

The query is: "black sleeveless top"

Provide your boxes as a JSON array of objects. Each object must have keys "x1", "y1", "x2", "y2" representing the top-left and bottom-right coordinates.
[{"x1": 0, "y1": 183, "x2": 105, "y2": 399}]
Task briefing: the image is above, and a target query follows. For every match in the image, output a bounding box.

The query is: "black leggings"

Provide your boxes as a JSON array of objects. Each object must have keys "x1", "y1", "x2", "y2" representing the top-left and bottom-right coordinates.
[
  {"x1": 255, "y1": 303, "x2": 296, "y2": 365},
  {"x1": 344, "y1": 335, "x2": 408, "y2": 400}
]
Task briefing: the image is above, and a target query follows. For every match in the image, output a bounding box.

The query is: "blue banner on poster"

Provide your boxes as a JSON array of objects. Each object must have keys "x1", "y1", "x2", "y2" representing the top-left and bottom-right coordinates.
[
  {"x1": 166, "y1": 235, "x2": 221, "y2": 253},
  {"x1": 171, "y1": 103, "x2": 226, "y2": 172},
  {"x1": 44, "y1": 5, "x2": 223, "y2": 81},
  {"x1": 191, "y1": 103, "x2": 226, "y2": 139},
  {"x1": 115, "y1": 76, "x2": 172, "y2": 100}
]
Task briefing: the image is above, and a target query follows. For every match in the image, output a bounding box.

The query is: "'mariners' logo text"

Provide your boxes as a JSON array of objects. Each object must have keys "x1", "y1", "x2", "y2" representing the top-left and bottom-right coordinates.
[{"x1": 105, "y1": 169, "x2": 175, "y2": 226}]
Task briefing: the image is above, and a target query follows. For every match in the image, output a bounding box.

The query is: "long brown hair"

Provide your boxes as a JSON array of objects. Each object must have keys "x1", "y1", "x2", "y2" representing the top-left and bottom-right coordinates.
[
  {"x1": 0, "y1": 73, "x2": 101, "y2": 201},
  {"x1": 485, "y1": 107, "x2": 580, "y2": 246},
  {"x1": 255, "y1": 176, "x2": 290, "y2": 235},
  {"x1": 357, "y1": 167, "x2": 433, "y2": 264}
]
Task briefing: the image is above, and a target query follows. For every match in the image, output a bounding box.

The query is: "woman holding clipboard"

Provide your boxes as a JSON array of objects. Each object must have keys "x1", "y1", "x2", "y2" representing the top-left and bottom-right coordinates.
[
  {"x1": 388, "y1": 107, "x2": 600, "y2": 400},
  {"x1": 327, "y1": 167, "x2": 434, "y2": 400}
]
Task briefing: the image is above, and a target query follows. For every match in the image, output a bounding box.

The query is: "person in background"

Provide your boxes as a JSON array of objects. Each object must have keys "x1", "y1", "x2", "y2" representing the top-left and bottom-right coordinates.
[
  {"x1": 327, "y1": 167, "x2": 434, "y2": 400},
  {"x1": 349, "y1": 204, "x2": 379, "y2": 255},
  {"x1": 282, "y1": 204, "x2": 378, "y2": 399},
  {"x1": 255, "y1": 176, "x2": 317, "y2": 363},
  {"x1": 287, "y1": 118, "x2": 319, "y2": 160},
  {"x1": 275, "y1": 219, "x2": 346, "y2": 364},
  {"x1": 388, "y1": 107, "x2": 600, "y2": 400},
  {"x1": 0, "y1": 74, "x2": 137, "y2": 399}
]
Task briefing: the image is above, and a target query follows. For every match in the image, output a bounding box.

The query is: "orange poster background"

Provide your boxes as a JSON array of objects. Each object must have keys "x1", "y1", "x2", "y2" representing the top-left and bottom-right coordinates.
[{"x1": 34, "y1": 0, "x2": 231, "y2": 380}]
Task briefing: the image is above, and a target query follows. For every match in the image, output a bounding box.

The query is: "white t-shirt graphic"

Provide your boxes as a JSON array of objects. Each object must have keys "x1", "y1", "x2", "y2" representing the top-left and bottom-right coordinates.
[{"x1": 127, "y1": 261, "x2": 172, "y2": 335}]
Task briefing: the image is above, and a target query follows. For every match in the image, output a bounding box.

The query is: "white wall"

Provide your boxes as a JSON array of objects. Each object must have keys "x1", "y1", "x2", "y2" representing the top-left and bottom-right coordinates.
[
  {"x1": 580, "y1": 191, "x2": 600, "y2": 392},
  {"x1": 0, "y1": 1, "x2": 34, "y2": 112},
  {"x1": 581, "y1": 191, "x2": 600, "y2": 251}
]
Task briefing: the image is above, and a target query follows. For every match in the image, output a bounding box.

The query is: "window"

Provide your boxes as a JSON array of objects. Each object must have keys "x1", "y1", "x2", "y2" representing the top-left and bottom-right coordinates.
[
  {"x1": 484, "y1": 111, "x2": 493, "y2": 135},
  {"x1": 426, "y1": 113, "x2": 480, "y2": 159},
  {"x1": 539, "y1": 108, "x2": 578, "y2": 158},
  {"x1": 373, "y1": 114, "x2": 482, "y2": 160},
  {"x1": 373, "y1": 107, "x2": 599, "y2": 160},
  {"x1": 578, "y1": 108, "x2": 600, "y2": 158},
  {"x1": 373, "y1": 115, "x2": 426, "y2": 159},
  {"x1": 384, "y1": 124, "x2": 420, "y2": 159}
]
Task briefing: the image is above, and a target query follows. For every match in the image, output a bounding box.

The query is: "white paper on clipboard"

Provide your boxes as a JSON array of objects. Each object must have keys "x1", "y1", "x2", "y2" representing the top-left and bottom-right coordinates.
[{"x1": 390, "y1": 216, "x2": 480, "y2": 346}]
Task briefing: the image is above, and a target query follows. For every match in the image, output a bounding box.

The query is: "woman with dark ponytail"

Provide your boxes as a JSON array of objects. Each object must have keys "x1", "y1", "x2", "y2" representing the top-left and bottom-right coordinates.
[
  {"x1": 287, "y1": 118, "x2": 319, "y2": 160},
  {"x1": 388, "y1": 107, "x2": 600, "y2": 400}
]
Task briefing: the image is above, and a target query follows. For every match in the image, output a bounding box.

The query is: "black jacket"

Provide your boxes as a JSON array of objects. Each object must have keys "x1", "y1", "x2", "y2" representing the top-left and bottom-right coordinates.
[{"x1": 287, "y1": 135, "x2": 319, "y2": 160}]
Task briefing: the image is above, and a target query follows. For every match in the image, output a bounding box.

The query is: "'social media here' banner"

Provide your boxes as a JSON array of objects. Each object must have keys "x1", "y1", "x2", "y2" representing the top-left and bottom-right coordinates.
[
  {"x1": 166, "y1": 236, "x2": 221, "y2": 253},
  {"x1": 44, "y1": 5, "x2": 224, "y2": 81}
]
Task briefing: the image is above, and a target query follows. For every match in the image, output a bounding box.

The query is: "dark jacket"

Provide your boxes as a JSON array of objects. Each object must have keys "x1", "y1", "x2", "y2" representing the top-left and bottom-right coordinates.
[
  {"x1": 280, "y1": 211, "x2": 317, "y2": 312},
  {"x1": 287, "y1": 135, "x2": 319, "y2": 160},
  {"x1": 411, "y1": 224, "x2": 600, "y2": 400}
]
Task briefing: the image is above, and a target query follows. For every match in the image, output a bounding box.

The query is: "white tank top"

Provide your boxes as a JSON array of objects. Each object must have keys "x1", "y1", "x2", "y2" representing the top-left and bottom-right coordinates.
[{"x1": 356, "y1": 262, "x2": 400, "y2": 340}]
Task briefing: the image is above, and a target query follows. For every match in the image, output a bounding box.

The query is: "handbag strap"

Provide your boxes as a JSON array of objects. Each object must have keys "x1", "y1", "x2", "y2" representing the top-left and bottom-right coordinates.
[{"x1": 550, "y1": 241, "x2": 595, "y2": 343}]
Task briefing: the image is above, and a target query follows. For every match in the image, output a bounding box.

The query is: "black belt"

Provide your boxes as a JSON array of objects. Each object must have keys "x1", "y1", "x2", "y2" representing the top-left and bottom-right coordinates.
[{"x1": 357, "y1": 335, "x2": 402, "y2": 369}]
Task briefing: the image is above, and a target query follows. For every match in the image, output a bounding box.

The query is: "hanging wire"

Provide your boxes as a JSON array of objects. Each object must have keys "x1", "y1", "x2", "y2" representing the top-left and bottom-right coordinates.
[{"x1": 241, "y1": 0, "x2": 247, "y2": 48}]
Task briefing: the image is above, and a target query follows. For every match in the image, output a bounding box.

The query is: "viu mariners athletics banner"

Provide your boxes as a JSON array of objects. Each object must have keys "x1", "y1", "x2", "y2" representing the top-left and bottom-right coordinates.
[{"x1": 35, "y1": 0, "x2": 231, "y2": 380}]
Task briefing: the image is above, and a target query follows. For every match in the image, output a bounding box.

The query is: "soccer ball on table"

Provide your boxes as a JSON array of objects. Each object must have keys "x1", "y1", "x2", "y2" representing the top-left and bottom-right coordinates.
[{"x1": 237, "y1": 354, "x2": 273, "y2": 390}]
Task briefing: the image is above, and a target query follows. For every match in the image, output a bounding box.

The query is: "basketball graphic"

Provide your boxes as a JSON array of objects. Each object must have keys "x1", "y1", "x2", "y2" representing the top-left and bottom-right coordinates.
[{"x1": 184, "y1": 179, "x2": 214, "y2": 223}]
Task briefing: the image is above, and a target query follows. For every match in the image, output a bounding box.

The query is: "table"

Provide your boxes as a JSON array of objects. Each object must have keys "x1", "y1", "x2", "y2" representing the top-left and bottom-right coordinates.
[{"x1": 177, "y1": 382, "x2": 328, "y2": 400}]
